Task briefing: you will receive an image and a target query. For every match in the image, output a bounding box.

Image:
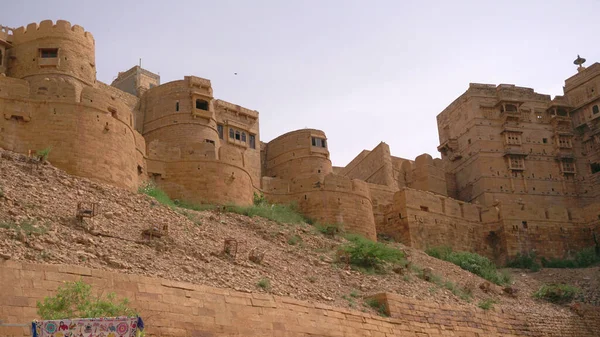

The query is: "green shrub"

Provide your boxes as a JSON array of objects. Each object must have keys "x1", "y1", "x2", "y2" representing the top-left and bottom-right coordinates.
[
  {"x1": 425, "y1": 246, "x2": 511, "y2": 285},
  {"x1": 542, "y1": 247, "x2": 600, "y2": 268},
  {"x1": 340, "y1": 234, "x2": 405, "y2": 272},
  {"x1": 257, "y1": 278, "x2": 271, "y2": 290},
  {"x1": 365, "y1": 298, "x2": 388, "y2": 317},
  {"x1": 425, "y1": 246, "x2": 453, "y2": 260},
  {"x1": 36, "y1": 280, "x2": 137, "y2": 319},
  {"x1": 315, "y1": 223, "x2": 344, "y2": 237},
  {"x1": 138, "y1": 182, "x2": 175, "y2": 208},
  {"x1": 224, "y1": 203, "x2": 307, "y2": 224},
  {"x1": 478, "y1": 298, "x2": 497, "y2": 310},
  {"x1": 506, "y1": 252, "x2": 541, "y2": 271},
  {"x1": 36, "y1": 147, "x2": 52, "y2": 161},
  {"x1": 253, "y1": 192, "x2": 267, "y2": 206},
  {"x1": 534, "y1": 284, "x2": 580, "y2": 304}
]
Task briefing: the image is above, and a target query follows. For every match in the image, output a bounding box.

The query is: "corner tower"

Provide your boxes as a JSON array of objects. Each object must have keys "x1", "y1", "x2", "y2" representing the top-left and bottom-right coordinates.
[
  {"x1": 0, "y1": 20, "x2": 143, "y2": 190},
  {"x1": 7, "y1": 20, "x2": 96, "y2": 85}
]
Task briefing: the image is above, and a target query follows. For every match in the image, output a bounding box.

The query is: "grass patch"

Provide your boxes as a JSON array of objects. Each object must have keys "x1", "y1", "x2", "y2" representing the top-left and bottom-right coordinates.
[
  {"x1": 175, "y1": 200, "x2": 216, "y2": 212},
  {"x1": 506, "y1": 252, "x2": 541, "y2": 271},
  {"x1": 534, "y1": 284, "x2": 580, "y2": 304},
  {"x1": 478, "y1": 298, "x2": 497, "y2": 310},
  {"x1": 139, "y1": 184, "x2": 310, "y2": 225},
  {"x1": 287, "y1": 234, "x2": 302, "y2": 246},
  {"x1": 256, "y1": 278, "x2": 271, "y2": 290},
  {"x1": 340, "y1": 234, "x2": 406, "y2": 273},
  {"x1": 426, "y1": 246, "x2": 511, "y2": 285},
  {"x1": 365, "y1": 298, "x2": 388, "y2": 317},
  {"x1": 314, "y1": 223, "x2": 344, "y2": 238},
  {"x1": 0, "y1": 219, "x2": 47, "y2": 235},
  {"x1": 138, "y1": 182, "x2": 176, "y2": 207},
  {"x1": 541, "y1": 247, "x2": 600, "y2": 269},
  {"x1": 224, "y1": 203, "x2": 307, "y2": 224}
]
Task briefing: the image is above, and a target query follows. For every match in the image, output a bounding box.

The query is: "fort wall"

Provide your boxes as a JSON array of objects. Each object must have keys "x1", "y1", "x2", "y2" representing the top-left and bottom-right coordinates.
[
  {"x1": 263, "y1": 173, "x2": 377, "y2": 239},
  {"x1": 1, "y1": 262, "x2": 598, "y2": 337},
  {"x1": 382, "y1": 188, "x2": 482, "y2": 252},
  {"x1": 0, "y1": 76, "x2": 141, "y2": 190}
]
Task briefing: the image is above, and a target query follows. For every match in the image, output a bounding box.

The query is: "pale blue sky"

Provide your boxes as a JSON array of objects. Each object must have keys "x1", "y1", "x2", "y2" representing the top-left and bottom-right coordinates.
[{"x1": 3, "y1": 1, "x2": 599, "y2": 166}]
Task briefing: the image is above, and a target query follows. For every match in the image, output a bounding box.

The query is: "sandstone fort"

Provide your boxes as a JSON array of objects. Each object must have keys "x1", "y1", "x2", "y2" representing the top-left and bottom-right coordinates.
[{"x1": 0, "y1": 20, "x2": 599, "y2": 264}]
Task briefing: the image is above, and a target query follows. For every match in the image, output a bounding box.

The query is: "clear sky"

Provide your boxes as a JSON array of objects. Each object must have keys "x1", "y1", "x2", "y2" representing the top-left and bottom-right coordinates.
[{"x1": 3, "y1": 1, "x2": 599, "y2": 166}]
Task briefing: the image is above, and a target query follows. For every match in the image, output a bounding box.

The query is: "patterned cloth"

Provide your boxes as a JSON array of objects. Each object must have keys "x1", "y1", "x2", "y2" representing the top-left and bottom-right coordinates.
[{"x1": 31, "y1": 316, "x2": 144, "y2": 337}]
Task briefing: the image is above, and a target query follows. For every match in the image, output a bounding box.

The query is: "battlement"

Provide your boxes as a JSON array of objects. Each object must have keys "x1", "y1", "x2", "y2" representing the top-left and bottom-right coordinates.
[{"x1": 11, "y1": 20, "x2": 94, "y2": 45}]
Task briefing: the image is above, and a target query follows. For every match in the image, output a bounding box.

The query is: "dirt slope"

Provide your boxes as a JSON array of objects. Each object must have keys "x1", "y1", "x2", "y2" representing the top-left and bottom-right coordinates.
[{"x1": 0, "y1": 148, "x2": 596, "y2": 317}]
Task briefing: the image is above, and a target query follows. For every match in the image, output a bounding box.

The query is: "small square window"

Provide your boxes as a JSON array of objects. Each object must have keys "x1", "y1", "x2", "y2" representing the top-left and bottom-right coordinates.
[
  {"x1": 522, "y1": 221, "x2": 528, "y2": 229},
  {"x1": 542, "y1": 138, "x2": 547, "y2": 144},
  {"x1": 39, "y1": 48, "x2": 58, "y2": 58}
]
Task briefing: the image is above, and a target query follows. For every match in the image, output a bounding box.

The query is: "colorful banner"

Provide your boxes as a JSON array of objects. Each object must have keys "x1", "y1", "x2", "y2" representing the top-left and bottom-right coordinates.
[{"x1": 31, "y1": 316, "x2": 144, "y2": 337}]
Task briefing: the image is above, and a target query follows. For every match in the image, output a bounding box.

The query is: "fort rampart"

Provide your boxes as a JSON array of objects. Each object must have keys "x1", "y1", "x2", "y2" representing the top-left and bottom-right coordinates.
[{"x1": 1, "y1": 262, "x2": 598, "y2": 337}]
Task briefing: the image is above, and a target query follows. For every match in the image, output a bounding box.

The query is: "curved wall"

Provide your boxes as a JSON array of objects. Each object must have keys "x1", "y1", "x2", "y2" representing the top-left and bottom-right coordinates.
[
  {"x1": 152, "y1": 160, "x2": 254, "y2": 206},
  {"x1": 265, "y1": 129, "x2": 332, "y2": 180},
  {"x1": 0, "y1": 77, "x2": 142, "y2": 190},
  {"x1": 7, "y1": 20, "x2": 96, "y2": 85},
  {"x1": 263, "y1": 173, "x2": 376, "y2": 239},
  {"x1": 142, "y1": 80, "x2": 218, "y2": 148}
]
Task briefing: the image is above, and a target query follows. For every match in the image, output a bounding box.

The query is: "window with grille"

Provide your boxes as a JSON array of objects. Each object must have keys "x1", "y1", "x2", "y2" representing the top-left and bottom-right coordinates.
[
  {"x1": 508, "y1": 156, "x2": 525, "y2": 170},
  {"x1": 558, "y1": 136, "x2": 572, "y2": 148},
  {"x1": 561, "y1": 161, "x2": 575, "y2": 173},
  {"x1": 505, "y1": 132, "x2": 522, "y2": 145}
]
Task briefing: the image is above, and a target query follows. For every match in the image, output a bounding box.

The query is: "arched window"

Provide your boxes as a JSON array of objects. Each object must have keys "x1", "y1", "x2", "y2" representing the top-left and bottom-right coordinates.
[
  {"x1": 593, "y1": 105, "x2": 599, "y2": 115},
  {"x1": 229, "y1": 128, "x2": 234, "y2": 139},
  {"x1": 235, "y1": 130, "x2": 241, "y2": 141},
  {"x1": 195, "y1": 99, "x2": 209, "y2": 111},
  {"x1": 241, "y1": 132, "x2": 246, "y2": 142},
  {"x1": 175, "y1": 101, "x2": 179, "y2": 112}
]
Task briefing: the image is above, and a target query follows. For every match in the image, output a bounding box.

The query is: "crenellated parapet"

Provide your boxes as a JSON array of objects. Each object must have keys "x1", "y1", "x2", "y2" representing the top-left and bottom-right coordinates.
[
  {"x1": 11, "y1": 20, "x2": 94, "y2": 44},
  {"x1": 7, "y1": 20, "x2": 96, "y2": 84}
]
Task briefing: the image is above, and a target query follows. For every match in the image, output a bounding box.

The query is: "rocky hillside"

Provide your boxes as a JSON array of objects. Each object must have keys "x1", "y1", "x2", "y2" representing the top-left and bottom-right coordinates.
[{"x1": 0, "y1": 148, "x2": 597, "y2": 317}]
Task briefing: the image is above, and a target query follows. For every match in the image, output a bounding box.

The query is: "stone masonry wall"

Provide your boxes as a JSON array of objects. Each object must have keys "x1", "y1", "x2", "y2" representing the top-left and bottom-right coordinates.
[
  {"x1": 367, "y1": 292, "x2": 600, "y2": 337},
  {"x1": 263, "y1": 173, "x2": 377, "y2": 240},
  {"x1": 1, "y1": 262, "x2": 598, "y2": 337},
  {"x1": 382, "y1": 188, "x2": 482, "y2": 252},
  {"x1": 0, "y1": 77, "x2": 142, "y2": 190}
]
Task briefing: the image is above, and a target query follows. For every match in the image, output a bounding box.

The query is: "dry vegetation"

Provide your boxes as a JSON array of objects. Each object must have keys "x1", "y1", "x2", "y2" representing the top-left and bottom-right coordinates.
[{"x1": 0, "y1": 148, "x2": 597, "y2": 318}]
